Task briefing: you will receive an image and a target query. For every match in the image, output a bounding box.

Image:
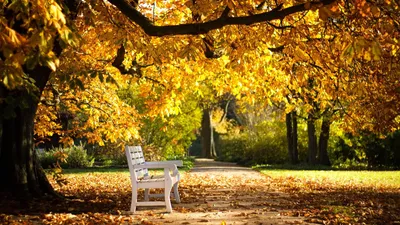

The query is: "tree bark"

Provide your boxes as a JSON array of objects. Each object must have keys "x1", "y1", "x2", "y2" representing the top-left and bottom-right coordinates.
[
  {"x1": 286, "y1": 111, "x2": 299, "y2": 164},
  {"x1": 0, "y1": 66, "x2": 55, "y2": 198},
  {"x1": 0, "y1": 0, "x2": 82, "y2": 199},
  {"x1": 307, "y1": 114, "x2": 318, "y2": 165},
  {"x1": 286, "y1": 113, "x2": 294, "y2": 163},
  {"x1": 201, "y1": 108, "x2": 217, "y2": 158},
  {"x1": 292, "y1": 111, "x2": 298, "y2": 163},
  {"x1": 318, "y1": 116, "x2": 331, "y2": 166},
  {"x1": 107, "y1": 0, "x2": 336, "y2": 37}
]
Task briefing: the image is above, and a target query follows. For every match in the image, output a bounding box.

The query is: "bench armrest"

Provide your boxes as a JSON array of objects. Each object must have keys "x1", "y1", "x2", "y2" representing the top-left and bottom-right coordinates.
[
  {"x1": 145, "y1": 160, "x2": 183, "y2": 167},
  {"x1": 133, "y1": 162, "x2": 178, "y2": 170}
]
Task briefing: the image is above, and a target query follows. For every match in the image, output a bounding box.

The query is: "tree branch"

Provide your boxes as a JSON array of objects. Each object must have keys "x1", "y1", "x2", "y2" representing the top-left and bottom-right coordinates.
[
  {"x1": 112, "y1": 45, "x2": 164, "y2": 87},
  {"x1": 267, "y1": 21, "x2": 293, "y2": 29},
  {"x1": 268, "y1": 45, "x2": 285, "y2": 53},
  {"x1": 107, "y1": 0, "x2": 336, "y2": 37}
]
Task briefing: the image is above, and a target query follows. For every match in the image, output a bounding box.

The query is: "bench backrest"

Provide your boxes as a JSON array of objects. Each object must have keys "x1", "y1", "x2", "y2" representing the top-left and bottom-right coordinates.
[{"x1": 125, "y1": 146, "x2": 148, "y2": 180}]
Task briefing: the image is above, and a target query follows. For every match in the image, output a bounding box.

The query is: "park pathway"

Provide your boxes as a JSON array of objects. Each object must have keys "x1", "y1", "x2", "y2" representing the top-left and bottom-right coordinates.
[{"x1": 140, "y1": 159, "x2": 318, "y2": 225}]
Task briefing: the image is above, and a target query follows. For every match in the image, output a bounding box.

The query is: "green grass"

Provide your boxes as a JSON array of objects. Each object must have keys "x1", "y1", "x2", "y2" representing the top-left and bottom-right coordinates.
[
  {"x1": 62, "y1": 157, "x2": 194, "y2": 174},
  {"x1": 62, "y1": 167, "x2": 129, "y2": 174},
  {"x1": 258, "y1": 169, "x2": 400, "y2": 188},
  {"x1": 62, "y1": 167, "x2": 190, "y2": 175}
]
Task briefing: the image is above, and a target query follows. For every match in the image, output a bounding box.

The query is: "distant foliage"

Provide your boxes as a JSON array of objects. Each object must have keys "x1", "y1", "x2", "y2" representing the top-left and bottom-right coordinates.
[
  {"x1": 219, "y1": 119, "x2": 308, "y2": 165},
  {"x1": 118, "y1": 86, "x2": 202, "y2": 159},
  {"x1": 332, "y1": 130, "x2": 400, "y2": 168}
]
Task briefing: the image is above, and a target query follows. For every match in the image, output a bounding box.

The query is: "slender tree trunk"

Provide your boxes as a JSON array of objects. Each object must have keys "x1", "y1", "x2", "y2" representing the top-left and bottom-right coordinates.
[
  {"x1": 318, "y1": 116, "x2": 331, "y2": 166},
  {"x1": 292, "y1": 112, "x2": 298, "y2": 163},
  {"x1": 286, "y1": 113, "x2": 294, "y2": 163},
  {"x1": 201, "y1": 108, "x2": 217, "y2": 158},
  {"x1": 307, "y1": 114, "x2": 318, "y2": 165},
  {"x1": 286, "y1": 111, "x2": 299, "y2": 164}
]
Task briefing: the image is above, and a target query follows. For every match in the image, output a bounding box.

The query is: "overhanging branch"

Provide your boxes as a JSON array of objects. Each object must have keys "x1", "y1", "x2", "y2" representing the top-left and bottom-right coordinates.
[
  {"x1": 107, "y1": 0, "x2": 336, "y2": 37},
  {"x1": 112, "y1": 45, "x2": 164, "y2": 87}
]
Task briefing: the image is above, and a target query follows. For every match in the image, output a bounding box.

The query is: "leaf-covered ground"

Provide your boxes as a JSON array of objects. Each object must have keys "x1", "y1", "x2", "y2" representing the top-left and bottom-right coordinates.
[{"x1": 0, "y1": 160, "x2": 399, "y2": 225}]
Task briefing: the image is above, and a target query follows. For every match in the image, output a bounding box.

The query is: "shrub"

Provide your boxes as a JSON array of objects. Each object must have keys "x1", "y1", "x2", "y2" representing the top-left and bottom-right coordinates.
[
  {"x1": 331, "y1": 130, "x2": 400, "y2": 169},
  {"x1": 37, "y1": 149, "x2": 59, "y2": 169},
  {"x1": 62, "y1": 144, "x2": 95, "y2": 168},
  {"x1": 38, "y1": 144, "x2": 94, "y2": 169},
  {"x1": 100, "y1": 151, "x2": 127, "y2": 166},
  {"x1": 218, "y1": 120, "x2": 290, "y2": 165},
  {"x1": 218, "y1": 134, "x2": 248, "y2": 163}
]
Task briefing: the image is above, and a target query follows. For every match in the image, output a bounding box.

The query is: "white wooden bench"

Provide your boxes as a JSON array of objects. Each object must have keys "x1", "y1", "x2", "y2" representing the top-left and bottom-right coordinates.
[{"x1": 125, "y1": 146, "x2": 183, "y2": 213}]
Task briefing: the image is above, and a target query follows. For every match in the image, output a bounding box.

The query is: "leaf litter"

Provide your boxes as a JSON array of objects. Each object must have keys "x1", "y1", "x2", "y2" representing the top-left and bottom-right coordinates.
[{"x1": 0, "y1": 161, "x2": 399, "y2": 225}]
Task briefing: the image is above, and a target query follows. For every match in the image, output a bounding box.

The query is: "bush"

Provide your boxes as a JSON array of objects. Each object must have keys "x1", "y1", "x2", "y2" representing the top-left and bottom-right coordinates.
[
  {"x1": 38, "y1": 144, "x2": 94, "y2": 169},
  {"x1": 98, "y1": 152, "x2": 127, "y2": 166},
  {"x1": 218, "y1": 134, "x2": 248, "y2": 163},
  {"x1": 63, "y1": 144, "x2": 95, "y2": 168},
  {"x1": 331, "y1": 130, "x2": 400, "y2": 169},
  {"x1": 37, "y1": 149, "x2": 60, "y2": 169},
  {"x1": 218, "y1": 120, "x2": 291, "y2": 165}
]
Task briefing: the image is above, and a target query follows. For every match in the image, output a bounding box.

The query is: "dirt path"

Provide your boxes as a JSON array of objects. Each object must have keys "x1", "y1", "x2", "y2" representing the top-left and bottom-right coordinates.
[{"x1": 137, "y1": 159, "x2": 317, "y2": 225}]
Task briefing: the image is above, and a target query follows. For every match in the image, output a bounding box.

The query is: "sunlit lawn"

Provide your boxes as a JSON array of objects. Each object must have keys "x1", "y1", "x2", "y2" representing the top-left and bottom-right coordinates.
[
  {"x1": 62, "y1": 166, "x2": 400, "y2": 189},
  {"x1": 258, "y1": 169, "x2": 400, "y2": 188}
]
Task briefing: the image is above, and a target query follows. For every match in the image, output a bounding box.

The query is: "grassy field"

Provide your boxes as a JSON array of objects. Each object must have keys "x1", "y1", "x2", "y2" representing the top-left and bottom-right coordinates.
[
  {"x1": 62, "y1": 157, "x2": 194, "y2": 174},
  {"x1": 258, "y1": 169, "x2": 400, "y2": 188},
  {"x1": 62, "y1": 165, "x2": 400, "y2": 189}
]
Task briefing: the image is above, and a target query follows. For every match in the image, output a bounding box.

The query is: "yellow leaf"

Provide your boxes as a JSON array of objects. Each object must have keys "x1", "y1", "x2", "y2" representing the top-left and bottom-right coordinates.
[
  {"x1": 371, "y1": 41, "x2": 382, "y2": 60},
  {"x1": 340, "y1": 43, "x2": 355, "y2": 64},
  {"x1": 363, "y1": 51, "x2": 371, "y2": 61},
  {"x1": 47, "y1": 60, "x2": 57, "y2": 71},
  {"x1": 294, "y1": 46, "x2": 309, "y2": 61}
]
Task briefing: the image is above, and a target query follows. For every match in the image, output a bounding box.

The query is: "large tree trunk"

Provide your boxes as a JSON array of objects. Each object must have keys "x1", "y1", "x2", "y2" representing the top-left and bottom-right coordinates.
[
  {"x1": 286, "y1": 111, "x2": 298, "y2": 164},
  {"x1": 0, "y1": 0, "x2": 81, "y2": 199},
  {"x1": 318, "y1": 116, "x2": 331, "y2": 166},
  {"x1": 307, "y1": 114, "x2": 318, "y2": 165},
  {"x1": 201, "y1": 108, "x2": 217, "y2": 158},
  {"x1": 0, "y1": 66, "x2": 55, "y2": 199}
]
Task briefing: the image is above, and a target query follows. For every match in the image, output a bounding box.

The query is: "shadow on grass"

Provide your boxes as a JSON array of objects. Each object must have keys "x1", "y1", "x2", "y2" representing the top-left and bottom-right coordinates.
[{"x1": 61, "y1": 167, "x2": 129, "y2": 174}]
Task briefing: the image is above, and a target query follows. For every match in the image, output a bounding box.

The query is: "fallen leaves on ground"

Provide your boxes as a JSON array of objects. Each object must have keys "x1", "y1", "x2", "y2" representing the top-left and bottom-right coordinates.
[{"x1": 0, "y1": 170, "x2": 399, "y2": 225}]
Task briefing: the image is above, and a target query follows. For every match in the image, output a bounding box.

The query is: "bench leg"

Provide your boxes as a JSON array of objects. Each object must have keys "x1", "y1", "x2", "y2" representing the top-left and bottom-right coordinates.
[
  {"x1": 173, "y1": 182, "x2": 180, "y2": 203},
  {"x1": 164, "y1": 184, "x2": 173, "y2": 213},
  {"x1": 130, "y1": 187, "x2": 138, "y2": 213},
  {"x1": 144, "y1": 188, "x2": 150, "y2": 201}
]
